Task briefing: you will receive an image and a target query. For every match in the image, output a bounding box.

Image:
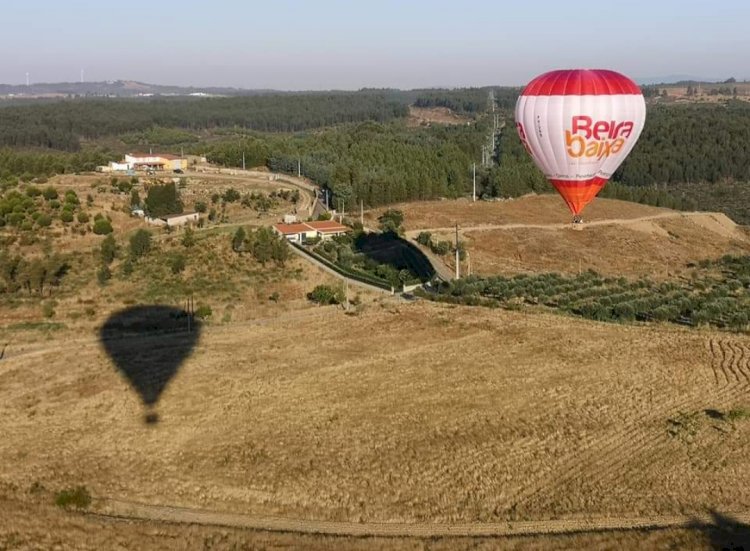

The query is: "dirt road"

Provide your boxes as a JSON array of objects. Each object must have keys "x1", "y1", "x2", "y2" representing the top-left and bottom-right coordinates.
[
  {"x1": 91, "y1": 498, "x2": 750, "y2": 539},
  {"x1": 405, "y1": 211, "x2": 719, "y2": 237}
]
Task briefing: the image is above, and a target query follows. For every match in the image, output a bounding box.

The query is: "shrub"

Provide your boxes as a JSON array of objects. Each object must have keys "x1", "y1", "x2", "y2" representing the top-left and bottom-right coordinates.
[
  {"x1": 36, "y1": 213, "x2": 53, "y2": 227},
  {"x1": 182, "y1": 227, "x2": 196, "y2": 248},
  {"x1": 92, "y1": 218, "x2": 113, "y2": 235},
  {"x1": 194, "y1": 200, "x2": 207, "y2": 213},
  {"x1": 222, "y1": 188, "x2": 241, "y2": 203},
  {"x1": 97, "y1": 264, "x2": 112, "y2": 284},
  {"x1": 42, "y1": 301, "x2": 56, "y2": 318},
  {"x1": 100, "y1": 234, "x2": 117, "y2": 264},
  {"x1": 55, "y1": 486, "x2": 91, "y2": 509},
  {"x1": 308, "y1": 284, "x2": 344, "y2": 305},
  {"x1": 42, "y1": 186, "x2": 58, "y2": 200},
  {"x1": 59, "y1": 210, "x2": 74, "y2": 224},
  {"x1": 77, "y1": 211, "x2": 89, "y2": 223},
  {"x1": 129, "y1": 229, "x2": 152, "y2": 259},
  {"x1": 416, "y1": 232, "x2": 432, "y2": 246},
  {"x1": 169, "y1": 253, "x2": 186, "y2": 274},
  {"x1": 194, "y1": 304, "x2": 212, "y2": 319}
]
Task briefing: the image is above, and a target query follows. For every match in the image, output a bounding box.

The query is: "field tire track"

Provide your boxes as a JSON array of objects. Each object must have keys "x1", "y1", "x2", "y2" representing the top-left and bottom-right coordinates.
[{"x1": 507, "y1": 339, "x2": 750, "y2": 512}]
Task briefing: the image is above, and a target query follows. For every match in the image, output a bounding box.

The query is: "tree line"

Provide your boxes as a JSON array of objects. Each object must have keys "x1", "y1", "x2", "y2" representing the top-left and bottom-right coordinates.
[
  {"x1": 616, "y1": 102, "x2": 750, "y2": 187},
  {"x1": 206, "y1": 120, "x2": 488, "y2": 208},
  {"x1": 0, "y1": 92, "x2": 411, "y2": 151}
]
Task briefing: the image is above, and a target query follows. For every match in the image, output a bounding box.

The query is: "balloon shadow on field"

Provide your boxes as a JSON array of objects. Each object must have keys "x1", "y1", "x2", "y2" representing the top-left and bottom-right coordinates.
[
  {"x1": 100, "y1": 305, "x2": 202, "y2": 425},
  {"x1": 683, "y1": 510, "x2": 750, "y2": 550}
]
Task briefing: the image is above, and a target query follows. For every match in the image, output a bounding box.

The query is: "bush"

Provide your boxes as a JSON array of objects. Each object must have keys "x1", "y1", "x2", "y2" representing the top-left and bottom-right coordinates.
[
  {"x1": 97, "y1": 264, "x2": 112, "y2": 284},
  {"x1": 42, "y1": 186, "x2": 58, "y2": 200},
  {"x1": 100, "y1": 234, "x2": 117, "y2": 264},
  {"x1": 55, "y1": 486, "x2": 91, "y2": 509},
  {"x1": 194, "y1": 304, "x2": 212, "y2": 319},
  {"x1": 169, "y1": 253, "x2": 186, "y2": 274},
  {"x1": 42, "y1": 301, "x2": 56, "y2": 318},
  {"x1": 77, "y1": 211, "x2": 89, "y2": 223},
  {"x1": 416, "y1": 231, "x2": 432, "y2": 246},
  {"x1": 182, "y1": 227, "x2": 196, "y2": 248},
  {"x1": 222, "y1": 188, "x2": 241, "y2": 203},
  {"x1": 92, "y1": 218, "x2": 113, "y2": 235},
  {"x1": 36, "y1": 213, "x2": 53, "y2": 227},
  {"x1": 194, "y1": 200, "x2": 207, "y2": 213},
  {"x1": 307, "y1": 284, "x2": 344, "y2": 305},
  {"x1": 129, "y1": 229, "x2": 152, "y2": 259},
  {"x1": 59, "y1": 210, "x2": 74, "y2": 224}
]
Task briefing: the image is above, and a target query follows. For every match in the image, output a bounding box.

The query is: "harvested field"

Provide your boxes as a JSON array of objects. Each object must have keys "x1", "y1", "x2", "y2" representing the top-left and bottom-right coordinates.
[
  {"x1": 457, "y1": 213, "x2": 750, "y2": 278},
  {"x1": 365, "y1": 195, "x2": 672, "y2": 232},
  {"x1": 373, "y1": 195, "x2": 750, "y2": 278},
  {"x1": 2, "y1": 301, "x2": 750, "y2": 544}
]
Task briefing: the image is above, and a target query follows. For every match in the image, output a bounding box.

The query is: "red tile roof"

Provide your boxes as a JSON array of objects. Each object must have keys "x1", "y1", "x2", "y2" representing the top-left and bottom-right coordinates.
[{"x1": 274, "y1": 223, "x2": 314, "y2": 235}]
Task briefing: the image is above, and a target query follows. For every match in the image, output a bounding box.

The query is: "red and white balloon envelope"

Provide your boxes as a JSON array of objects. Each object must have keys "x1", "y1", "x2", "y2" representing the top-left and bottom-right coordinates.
[{"x1": 515, "y1": 69, "x2": 646, "y2": 220}]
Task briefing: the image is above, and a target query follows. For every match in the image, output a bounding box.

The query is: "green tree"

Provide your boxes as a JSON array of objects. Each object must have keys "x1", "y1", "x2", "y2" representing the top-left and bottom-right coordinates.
[
  {"x1": 252, "y1": 227, "x2": 274, "y2": 265},
  {"x1": 231, "y1": 226, "x2": 247, "y2": 253},
  {"x1": 181, "y1": 227, "x2": 196, "y2": 248},
  {"x1": 378, "y1": 209, "x2": 404, "y2": 234},
  {"x1": 129, "y1": 229, "x2": 152, "y2": 259},
  {"x1": 145, "y1": 182, "x2": 183, "y2": 217},
  {"x1": 169, "y1": 253, "x2": 186, "y2": 274},
  {"x1": 272, "y1": 234, "x2": 289, "y2": 266},
  {"x1": 92, "y1": 219, "x2": 113, "y2": 235},
  {"x1": 130, "y1": 189, "x2": 141, "y2": 207},
  {"x1": 97, "y1": 264, "x2": 112, "y2": 285},
  {"x1": 100, "y1": 234, "x2": 117, "y2": 264}
]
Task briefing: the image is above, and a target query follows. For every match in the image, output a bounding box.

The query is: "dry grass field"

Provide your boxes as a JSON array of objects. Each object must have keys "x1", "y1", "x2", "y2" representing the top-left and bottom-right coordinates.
[
  {"x1": 4, "y1": 187, "x2": 750, "y2": 548},
  {"x1": 367, "y1": 196, "x2": 750, "y2": 278},
  {"x1": 2, "y1": 301, "x2": 750, "y2": 548},
  {"x1": 365, "y1": 195, "x2": 673, "y2": 231}
]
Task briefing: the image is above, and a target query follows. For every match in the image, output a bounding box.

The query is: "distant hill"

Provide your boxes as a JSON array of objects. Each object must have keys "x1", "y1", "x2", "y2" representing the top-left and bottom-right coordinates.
[
  {"x1": 637, "y1": 75, "x2": 749, "y2": 85},
  {"x1": 0, "y1": 80, "x2": 280, "y2": 98}
]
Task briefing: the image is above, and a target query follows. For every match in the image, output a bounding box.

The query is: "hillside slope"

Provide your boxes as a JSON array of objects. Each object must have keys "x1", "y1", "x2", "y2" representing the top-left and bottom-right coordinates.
[{"x1": 368, "y1": 196, "x2": 750, "y2": 278}]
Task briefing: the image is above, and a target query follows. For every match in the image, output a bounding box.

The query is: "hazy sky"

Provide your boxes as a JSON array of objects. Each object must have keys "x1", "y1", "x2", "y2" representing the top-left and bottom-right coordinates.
[{"x1": 3, "y1": 0, "x2": 748, "y2": 89}]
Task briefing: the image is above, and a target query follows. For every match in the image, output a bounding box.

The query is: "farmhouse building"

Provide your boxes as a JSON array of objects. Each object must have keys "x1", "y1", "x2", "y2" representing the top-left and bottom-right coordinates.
[
  {"x1": 273, "y1": 220, "x2": 350, "y2": 243},
  {"x1": 99, "y1": 153, "x2": 187, "y2": 173},
  {"x1": 125, "y1": 153, "x2": 187, "y2": 172},
  {"x1": 145, "y1": 212, "x2": 199, "y2": 227},
  {"x1": 162, "y1": 212, "x2": 199, "y2": 227}
]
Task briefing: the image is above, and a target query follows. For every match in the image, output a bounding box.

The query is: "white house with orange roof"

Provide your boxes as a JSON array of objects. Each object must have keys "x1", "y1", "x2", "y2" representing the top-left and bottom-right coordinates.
[{"x1": 273, "y1": 220, "x2": 351, "y2": 243}]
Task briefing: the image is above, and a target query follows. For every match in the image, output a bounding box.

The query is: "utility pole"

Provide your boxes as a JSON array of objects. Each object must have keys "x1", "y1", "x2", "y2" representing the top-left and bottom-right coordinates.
[
  {"x1": 360, "y1": 200, "x2": 364, "y2": 227},
  {"x1": 455, "y1": 223, "x2": 460, "y2": 280},
  {"x1": 472, "y1": 163, "x2": 476, "y2": 202},
  {"x1": 242, "y1": 151, "x2": 246, "y2": 171},
  {"x1": 297, "y1": 158, "x2": 301, "y2": 178}
]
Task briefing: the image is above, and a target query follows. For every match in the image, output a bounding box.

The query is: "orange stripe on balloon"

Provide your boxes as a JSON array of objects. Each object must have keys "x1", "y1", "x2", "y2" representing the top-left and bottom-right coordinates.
[{"x1": 548, "y1": 178, "x2": 608, "y2": 216}]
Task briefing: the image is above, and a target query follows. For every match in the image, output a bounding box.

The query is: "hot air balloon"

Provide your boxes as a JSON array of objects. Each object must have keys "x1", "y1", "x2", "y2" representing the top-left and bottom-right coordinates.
[{"x1": 515, "y1": 69, "x2": 646, "y2": 222}]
